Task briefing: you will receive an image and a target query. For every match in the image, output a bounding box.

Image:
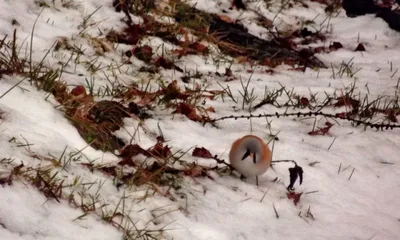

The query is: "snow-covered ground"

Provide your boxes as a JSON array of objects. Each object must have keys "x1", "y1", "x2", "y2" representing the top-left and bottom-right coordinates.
[{"x1": 1, "y1": 0, "x2": 400, "y2": 239}]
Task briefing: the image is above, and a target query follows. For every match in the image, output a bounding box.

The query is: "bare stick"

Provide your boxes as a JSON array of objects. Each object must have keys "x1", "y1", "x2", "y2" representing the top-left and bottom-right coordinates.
[{"x1": 348, "y1": 168, "x2": 355, "y2": 180}]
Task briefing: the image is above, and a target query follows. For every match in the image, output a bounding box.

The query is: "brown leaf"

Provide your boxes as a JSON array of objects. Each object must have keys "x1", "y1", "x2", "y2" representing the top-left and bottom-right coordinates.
[
  {"x1": 171, "y1": 48, "x2": 191, "y2": 57},
  {"x1": 0, "y1": 174, "x2": 12, "y2": 186},
  {"x1": 308, "y1": 121, "x2": 333, "y2": 136},
  {"x1": 299, "y1": 48, "x2": 314, "y2": 59},
  {"x1": 329, "y1": 41, "x2": 343, "y2": 51},
  {"x1": 149, "y1": 142, "x2": 172, "y2": 159},
  {"x1": 256, "y1": 16, "x2": 273, "y2": 28},
  {"x1": 189, "y1": 42, "x2": 209, "y2": 54},
  {"x1": 70, "y1": 85, "x2": 86, "y2": 96},
  {"x1": 156, "y1": 135, "x2": 165, "y2": 142},
  {"x1": 164, "y1": 80, "x2": 190, "y2": 101},
  {"x1": 153, "y1": 56, "x2": 174, "y2": 69},
  {"x1": 205, "y1": 106, "x2": 216, "y2": 113},
  {"x1": 183, "y1": 164, "x2": 214, "y2": 180},
  {"x1": 313, "y1": 46, "x2": 324, "y2": 53},
  {"x1": 133, "y1": 45, "x2": 153, "y2": 62},
  {"x1": 107, "y1": 24, "x2": 143, "y2": 45},
  {"x1": 232, "y1": 0, "x2": 246, "y2": 9},
  {"x1": 334, "y1": 96, "x2": 360, "y2": 109},
  {"x1": 386, "y1": 109, "x2": 398, "y2": 123},
  {"x1": 355, "y1": 43, "x2": 366, "y2": 51},
  {"x1": 173, "y1": 102, "x2": 202, "y2": 122},
  {"x1": 299, "y1": 97, "x2": 309, "y2": 107},
  {"x1": 192, "y1": 147, "x2": 213, "y2": 159},
  {"x1": 98, "y1": 166, "x2": 117, "y2": 176},
  {"x1": 118, "y1": 158, "x2": 136, "y2": 167},
  {"x1": 287, "y1": 192, "x2": 303, "y2": 206},
  {"x1": 119, "y1": 144, "x2": 149, "y2": 159},
  {"x1": 218, "y1": 15, "x2": 234, "y2": 23},
  {"x1": 225, "y1": 68, "x2": 233, "y2": 77},
  {"x1": 185, "y1": 165, "x2": 204, "y2": 177},
  {"x1": 335, "y1": 112, "x2": 352, "y2": 119},
  {"x1": 235, "y1": 56, "x2": 249, "y2": 64},
  {"x1": 12, "y1": 163, "x2": 24, "y2": 175}
]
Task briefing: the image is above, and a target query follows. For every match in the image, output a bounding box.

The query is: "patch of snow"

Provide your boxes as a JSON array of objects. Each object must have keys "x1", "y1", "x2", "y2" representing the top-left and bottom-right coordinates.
[{"x1": 0, "y1": 0, "x2": 400, "y2": 240}]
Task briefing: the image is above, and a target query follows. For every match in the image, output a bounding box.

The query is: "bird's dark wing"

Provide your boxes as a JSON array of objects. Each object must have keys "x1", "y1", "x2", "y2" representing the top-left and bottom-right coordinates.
[{"x1": 241, "y1": 149, "x2": 251, "y2": 160}]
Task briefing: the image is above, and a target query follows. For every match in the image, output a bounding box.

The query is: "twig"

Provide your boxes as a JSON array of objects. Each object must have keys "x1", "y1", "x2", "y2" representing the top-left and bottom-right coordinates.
[
  {"x1": 212, "y1": 155, "x2": 234, "y2": 170},
  {"x1": 211, "y1": 111, "x2": 400, "y2": 131},
  {"x1": 328, "y1": 137, "x2": 336, "y2": 150},
  {"x1": 379, "y1": 161, "x2": 394, "y2": 165},
  {"x1": 348, "y1": 168, "x2": 355, "y2": 180},
  {"x1": 260, "y1": 188, "x2": 270, "y2": 203},
  {"x1": 305, "y1": 190, "x2": 319, "y2": 195},
  {"x1": 272, "y1": 203, "x2": 279, "y2": 219}
]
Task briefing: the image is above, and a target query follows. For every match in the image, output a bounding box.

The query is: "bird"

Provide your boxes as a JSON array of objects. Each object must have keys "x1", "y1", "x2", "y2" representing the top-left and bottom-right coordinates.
[{"x1": 228, "y1": 135, "x2": 272, "y2": 185}]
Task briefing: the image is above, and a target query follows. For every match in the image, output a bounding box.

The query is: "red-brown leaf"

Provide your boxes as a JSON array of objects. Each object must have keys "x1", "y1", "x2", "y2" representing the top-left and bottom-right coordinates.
[
  {"x1": 153, "y1": 57, "x2": 174, "y2": 69},
  {"x1": 192, "y1": 147, "x2": 213, "y2": 159},
  {"x1": 355, "y1": 43, "x2": 366, "y2": 52},
  {"x1": 189, "y1": 42, "x2": 209, "y2": 54},
  {"x1": 119, "y1": 144, "x2": 148, "y2": 158},
  {"x1": 0, "y1": 174, "x2": 12, "y2": 186},
  {"x1": 329, "y1": 42, "x2": 343, "y2": 51},
  {"x1": 149, "y1": 142, "x2": 172, "y2": 159},
  {"x1": 173, "y1": 102, "x2": 202, "y2": 122},
  {"x1": 133, "y1": 45, "x2": 153, "y2": 62},
  {"x1": 308, "y1": 121, "x2": 333, "y2": 136},
  {"x1": 225, "y1": 68, "x2": 233, "y2": 77},
  {"x1": 70, "y1": 86, "x2": 86, "y2": 96},
  {"x1": 300, "y1": 97, "x2": 309, "y2": 107},
  {"x1": 118, "y1": 158, "x2": 136, "y2": 167},
  {"x1": 334, "y1": 96, "x2": 360, "y2": 109},
  {"x1": 98, "y1": 166, "x2": 117, "y2": 176},
  {"x1": 287, "y1": 192, "x2": 303, "y2": 206}
]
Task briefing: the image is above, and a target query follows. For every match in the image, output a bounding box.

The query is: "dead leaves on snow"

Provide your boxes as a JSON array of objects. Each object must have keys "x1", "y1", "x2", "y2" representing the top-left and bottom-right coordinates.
[{"x1": 119, "y1": 80, "x2": 222, "y2": 124}]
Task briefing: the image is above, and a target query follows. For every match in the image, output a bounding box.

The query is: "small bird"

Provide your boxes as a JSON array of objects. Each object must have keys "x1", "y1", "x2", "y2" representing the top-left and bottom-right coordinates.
[{"x1": 229, "y1": 135, "x2": 272, "y2": 185}]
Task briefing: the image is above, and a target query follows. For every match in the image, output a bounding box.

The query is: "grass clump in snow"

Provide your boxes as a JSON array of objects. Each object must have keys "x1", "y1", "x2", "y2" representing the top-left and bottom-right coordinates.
[{"x1": 2, "y1": 136, "x2": 173, "y2": 239}]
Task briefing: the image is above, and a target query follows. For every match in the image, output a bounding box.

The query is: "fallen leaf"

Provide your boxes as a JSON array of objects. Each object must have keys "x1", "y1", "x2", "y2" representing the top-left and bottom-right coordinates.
[
  {"x1": 313, "y1": 46, "x2": 324, "y2": 53},
  {"x1": 308, "y1": 121, "x2": 334, "y2": 136},
  {"x1": 218, "y1": 15, "x2": 234, "y2": 23},
  {"x1": 225, "y1": 68, "x2": 233, "y2": 77},
  {"x1": 185, "y1": 165, "x2": 204, "y2": 177},
  {"x1": 287, "y1": 192, "x2": 303, "y2": 206},
  {"x1": 232, "y1": 0, "x2": 246, "y2": 9},
  {"x1": 334, "y1": 96, "x2": 360, "y2": 109},
  {"x1": 12, "y1": 163, "x2": 24, "y2": 175},
  {"x1": 153, "y1": 56, "x2": 175, "y2": 69},
  {"x1": 386, "y1": 109, "x2": 398, "y2": 122},
  {"x1": 98, "y1": 166, "x2": 117, "y2": 176},
  {"x1": 205, "y1": 106, "x2": 216, "y2": 112},
  {"x1": 119, "y1": 144, "x2": 149, "y2": 159},
  {"x1": 189, "y1": 42, "x2": 209, "y2": 54},
  {"x1": 355, "y1": 43, "x2": 366, "y2": 51},
  {"x1": 329, "y1": 41, "x2": 343, "y2": 51},
  {"x1": 149, "y1": 142, "x2": 172, "y2": 159},
  {"x1": 192, "y1": 147, "x2": 213, "y2": 159},
  {"x1": 70, "y1": 85, "x2": 86, "y2": 96},
  {"x1": 173, "y1": 102, "x2": 203, "y2": 122},
  {"x1": 0, "y1": 174, "x2": 12, "y2": 186},
  {"x1": 299, "y1": 97, "x2": 309, "y2": 107},
  {"x1": 133, "y1": 45, "x2": 153, "y2": 62}
]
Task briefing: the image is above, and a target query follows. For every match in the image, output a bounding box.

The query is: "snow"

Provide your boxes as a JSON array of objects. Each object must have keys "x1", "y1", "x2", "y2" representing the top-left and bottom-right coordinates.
[
  {"x1": 0, "y1": 182, "x2": 122, "y2": 240},
  {"x1": 1, "y1": 0, "x2": 400, "y2": 240}
]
